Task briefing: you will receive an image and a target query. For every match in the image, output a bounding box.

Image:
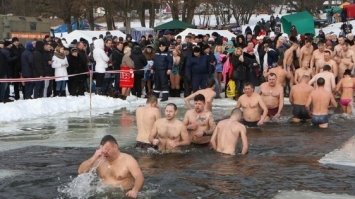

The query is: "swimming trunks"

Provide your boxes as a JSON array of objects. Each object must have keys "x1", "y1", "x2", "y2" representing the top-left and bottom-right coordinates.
[
  {"x1": 267, "y1": 107, "x2": 279, "y2": 117},
  {"x1": 171, "y1": 64, "x2": 180, "y2": 75},
  {"x1": 292, "y1": 104, "x2": 310, "y2": 120},
  {"x1": 311, "y1": 115, "x2": 329, "y2": 126},
  {"x1": 241, "y1": 120, "x2": 258, "y2": 127},
  {"x1": 135, "y1": 141, "x2": 157, "y2": 149},
  {"x1": 339, "y1": 98, "x2": 352, "y2": 106}
]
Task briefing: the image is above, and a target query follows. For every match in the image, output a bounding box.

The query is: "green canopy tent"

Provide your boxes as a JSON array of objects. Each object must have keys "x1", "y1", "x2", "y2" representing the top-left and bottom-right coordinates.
[
  {"x1": 154, "y1": 19, "x2": 196, "y2": 31},
  {"x1": 281, "y1": 11, "x2": 315, "y2": 35}
]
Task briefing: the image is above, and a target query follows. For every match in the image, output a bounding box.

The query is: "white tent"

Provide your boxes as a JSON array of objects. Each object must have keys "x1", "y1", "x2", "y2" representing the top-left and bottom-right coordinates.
[
  {"x1": 61, "y1": 30, "x2": 126, "y2": 46},
  {"x1": 176, "y1": 28, "x2": 237, "y2": 41}
]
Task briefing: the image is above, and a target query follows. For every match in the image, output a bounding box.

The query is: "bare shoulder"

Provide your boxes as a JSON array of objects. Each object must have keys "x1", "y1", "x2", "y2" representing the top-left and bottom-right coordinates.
[{"x1": 121, "y1": 153, "x2": 136, "y2": 162}]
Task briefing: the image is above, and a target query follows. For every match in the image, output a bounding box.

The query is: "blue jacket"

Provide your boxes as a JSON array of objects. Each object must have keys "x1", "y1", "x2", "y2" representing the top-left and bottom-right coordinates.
[
  {"x1": 152, "y1": 51, "x2": 172, "y2": 71},
  {"x1": 21, "y1": 42, "x2": 34, "y2": 78},
  {"x1": 186, "y1": 54, "x2": 210, "y2": 76}
]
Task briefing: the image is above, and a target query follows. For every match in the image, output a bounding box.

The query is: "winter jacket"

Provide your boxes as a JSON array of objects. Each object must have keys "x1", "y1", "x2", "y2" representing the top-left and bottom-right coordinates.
[
  {"x1": 185, "y1": 54, "x2": 210, "y2": 76},
  {"x1": 93, "y1": 39, "x2": 109, "y2": 73},
  {"x1": 21, "y1": 42, "x2": 34, "y2": 78},
  {"x1": 51, "y1": 54, "x2": 69, "y2": 81},
  {"x1": 131, "y1": 46, "x2": 147, "y2": 76},
  {"x1": 152, "y1": 51, "x2": 173, "y2": 71},
  {"x1": 32, "y1": 41, "x2": 46, "y2": 77}
]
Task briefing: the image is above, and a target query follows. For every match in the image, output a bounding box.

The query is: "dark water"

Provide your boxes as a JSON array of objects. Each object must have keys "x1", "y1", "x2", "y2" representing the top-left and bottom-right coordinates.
[{"x1": 0, "y1": 106, "x2": 354, "y2": 199}]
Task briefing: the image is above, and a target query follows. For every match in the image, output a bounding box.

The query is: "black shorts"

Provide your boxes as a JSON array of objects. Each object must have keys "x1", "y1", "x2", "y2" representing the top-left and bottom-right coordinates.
[
  {"x1": 292, "y1": 104, "x2": 310, "y2": 120},
  {"x1": 135, "y1": 141, "x2": 157, "y2": 150},
  {"x1": 241, "y1": 120, "x2": 258, "y2": 127}
]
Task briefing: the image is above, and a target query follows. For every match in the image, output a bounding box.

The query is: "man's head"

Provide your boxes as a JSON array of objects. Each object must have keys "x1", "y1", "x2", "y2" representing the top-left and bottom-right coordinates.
[
  {"x1": 317, "y1": 77, "x2": 325, "y2": 87},
  {"x1": 243, "y1": 82, "x2": 254, "y2": 96},
  {"x1": 194, "y1": 94, "x2": 205, "y2": 113},
  {"x1": 267, "y1": 73, "x2": 277, "y2": 86},
  {"x1": 323, "y1": 64, "x2": 331, "y2": 72},
  {"x1": 230, "y1": 108, "x2": 242, "y2": 121},
  {"x1": 165, "y1": 103, "x2": 177, "y2": 120},
  {"x1": 100, "y1": 135, "x2": 119, "y2": 161},
  {"x1": 317, "y1": 41, "x2": 325, "y2": 52},
  {"x1": 146, "y1": 95, "x2": 158, "y2": 107}
]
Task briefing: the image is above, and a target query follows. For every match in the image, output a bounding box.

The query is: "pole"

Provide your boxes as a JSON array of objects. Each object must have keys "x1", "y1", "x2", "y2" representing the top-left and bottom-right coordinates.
[{"x1": 89, "y1": 69, "x2": 93, "y2": 114}]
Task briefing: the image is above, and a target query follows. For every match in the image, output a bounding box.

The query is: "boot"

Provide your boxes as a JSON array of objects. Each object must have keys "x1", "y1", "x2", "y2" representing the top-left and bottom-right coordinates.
[
  {"x1": 54, "y1": 91, "x2": 59, "y2": 97},
  {"x1": 95, "y1": 87, "x2": 102, "y2": 95},
  {"x1": 175, "y1": 89, "x2": 180, "y2": 97},
  {"x1": 153, "y1": 91, "x2": 160, "y2": 98},
  {"x1": 60, "y1": 91, "x2": 66, "y2": 97},
  {"x1": 160, "y1": 92, "x2": 168, "y2": 102}
]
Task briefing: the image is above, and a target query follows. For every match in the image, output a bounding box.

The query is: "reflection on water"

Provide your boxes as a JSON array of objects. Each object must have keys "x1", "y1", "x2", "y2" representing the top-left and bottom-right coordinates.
[{"x1": 0, "y1": 106, "x2": 354, "y2": 198}]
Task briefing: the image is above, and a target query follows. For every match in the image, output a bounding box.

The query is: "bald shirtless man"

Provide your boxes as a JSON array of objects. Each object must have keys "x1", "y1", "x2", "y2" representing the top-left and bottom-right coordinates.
[
  {"x1": 306, "y1": 77, "x2": 337, "y2": 128},
  {"x1": 259, "y1": 73, "x2": 284, "y2": 120},
  {"x1": 136, "y1": 96, "x2": 161, "y2": 149},
  {"x1": 338, "y1": 41, "x2": 355, "y2": 79},
  {"x1": 78, "y1": 135, "x2": 144, "y2": 198},
  {"x1": 309, "y1": 65, "x2": 336, "y2": 93},
  {"x1": 267, "y1": 59, "x2": 288, "y2": 87},
  {"x1": 289, "y1": 75, "x2": 313, "y2": 122},
  {"x1": 294, "y1": 61, "x2": 313, "y2": 84},
  {"x1": 334, "y1": 36, "x2": 346, "y2": 57},
  {"x1": 236, "y1": 82, "x2": 268, "y2": 127},
  {"x1": 183, "y1": 94, "x2": 216, "y2": 144},
  {"x1": 299, "y1": 38, "x2": 314, "y2": 68},
  {"x1": 149, "y1": 103, "x2": 190, "y2": 152},
  {"x1": 210, "y1": 108, "x2": 248, "y2": 155},
  {"x1": 185, "y1": 79, "x2": 216, "y2": 111},
  {"x1": 310, "y1": 41, "x2": 326, "y2": 74}
]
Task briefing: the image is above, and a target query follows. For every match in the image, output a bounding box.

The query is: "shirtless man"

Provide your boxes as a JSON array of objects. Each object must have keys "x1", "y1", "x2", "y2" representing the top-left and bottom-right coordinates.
[
  {"x1": 338, "y1": 41, "x2": 355, "y2": 79},
  {"x1": 323, "y1": 50, "x2": 338, "y2": 79},
  {"x1": 78, "y1": 135, "x2": 144, "y2": 198},
  {"x1": 149, "y1": 103, "x2": 190, "y2": 152},
  {"x1": 309, "y1": 65, "x2": 336, "y2": 93},
  {"x1": 259, "y1": 73, "x2": 284, "y2": 120},
  {"x1": 236, "y1": 82, "x2": 268, "y2": 127},
  {"x1": 183, "y1": 94, "x2": 216, "y2": 144},
  {"x1": 306, "y1": 77, "x2": 337, "y2": 128},
  {"x1": 299, "y1": 38, "x2": 314, "y2": 68},
  {"x1": 135, "y1": 96, "x2": 161, "y2": 149},
  {"x1": 210, "y1": 108, "x2": 248, "y2": 155},
  {"x1": 289, "y1": 75, "x2": 314, "y2": 122},
  {"x1": 267, "y1": 59, "x2": 288, "y2": 87},
  {"x1": 185, "y1": 79, "x2": 216, "y2": 111},
  {"x1": 334, "y1": 36, "x2": 346, "y2": 57},
  {"x1": 310, "y1": 41, "x2": 326, "y2": 75},
  {"x1": 283, "y1": 39, "x2": 299, "y2": 88},
  {"x1": 294, "y1": 61, "x2": 313, "y2": 84}
]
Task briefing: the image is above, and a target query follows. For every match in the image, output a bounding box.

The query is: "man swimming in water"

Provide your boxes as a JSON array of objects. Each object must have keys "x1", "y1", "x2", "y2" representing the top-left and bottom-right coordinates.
[
  {"x1": 236, "y1": 82, "x2": 268, "y2": 127},
  {"x1": 183, "y1": 94, "x2": 216, "y2": 144},
  {"x1": 289, "y1": 75, "x2": 313, "y2": 122},
  {"x1": 306, "y1": 77, "x2": 337, "y2": 128},
  {"x1": 149, "y1": 103, "x2": 190, "y2": 152},
  {"x1": 136, "y1": 95, "x2": 161, "y2": 149},
  {"x1": 259, "y1": 73, "x2": 284, "y2": 120},
  {"x1": 210, "y1": 108, "x2": 248, "y2": 155},
  {"x1": 78, "y1": 135, "x2": 144, "y2": 198}
]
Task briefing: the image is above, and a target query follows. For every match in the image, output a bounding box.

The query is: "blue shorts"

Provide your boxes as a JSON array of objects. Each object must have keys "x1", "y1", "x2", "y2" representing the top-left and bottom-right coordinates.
[
  {"x1": 144, "y1": 66, "x2": 152, "y2": 80},
  {"x1": 311, "y1": 115, "x2": 329, "y2": 125},
  {"x1": 215, "y1": 64, "x2": 223, "y2": 73}
]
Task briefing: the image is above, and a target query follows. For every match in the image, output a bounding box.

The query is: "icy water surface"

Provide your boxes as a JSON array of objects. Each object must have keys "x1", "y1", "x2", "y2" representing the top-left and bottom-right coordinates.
[{"x1": 0, "y1": 105, "x2": 354, "y2": 199}]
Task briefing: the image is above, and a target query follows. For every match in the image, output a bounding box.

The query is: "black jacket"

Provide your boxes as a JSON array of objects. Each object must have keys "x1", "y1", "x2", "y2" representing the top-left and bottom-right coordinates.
[
  {"x1": 32, "y1": 41, "x2": 45, "y2": 77},
  {"x1": 131, "y1": 46, "x2": 147, "y2": 76}
]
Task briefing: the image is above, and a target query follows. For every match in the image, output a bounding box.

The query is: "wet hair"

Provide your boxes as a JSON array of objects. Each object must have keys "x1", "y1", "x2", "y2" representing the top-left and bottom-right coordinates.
[
  {"x1": 323, "y1": 64, "x2": 331, "y2": 71},
  {"x1": 207, "y1": 78, "x2": 215, "y2": 88},
  {"x1": 194, "y1": 94, "x2": 205, "y2": 103},
  {"x1": 100, "y1": 135, "x2": 118, "y2": 146},
  {"x1": 317, "y1": 41, "x2": 325, "y2": 46},
  {"x1": 166, "y1": 103, "x2": 177, "y2": 111},
  {"x1": 317, "y1": 77, "x2": 325, "y2": 86},
  {"x1": 243, "y1": 82, "x2": 254, "y2": 88},
  {"x1": 146, "y1": 95, "x2": 157, "y2": 104},
  {"x1": 344, "y1": 69, "x2": 352, "y2": 76},
  {"x1": 230, "y1": 108, "x2": 242, "y2": 118},
  {"x1": 268, "y1": 72, "x2": 277, "y2": 78}
]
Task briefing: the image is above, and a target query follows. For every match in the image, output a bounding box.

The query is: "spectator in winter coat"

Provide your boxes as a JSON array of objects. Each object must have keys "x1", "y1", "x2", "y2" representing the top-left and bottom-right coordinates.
[
  {"x1": 93, "y1": 39, "x2": 109, "y2": 95},
  {"x1": 186, "y1": 46, "x2": 211, "y2": 92},
  {"x1": 21, "y1": 42, "x2": 34, "y2": 99},
  {"x1": 51, "y1": 46, "x2": 69, "y2": 96},
  {"x1": 131, "y1": 45, "x2": 147, "y2": 98},
  {"x1": 67, "y1": 48, "x2": 87, "y2": 96}
]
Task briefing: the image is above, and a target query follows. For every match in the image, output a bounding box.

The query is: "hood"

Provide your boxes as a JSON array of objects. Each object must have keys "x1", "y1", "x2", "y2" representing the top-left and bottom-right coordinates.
[
  {"x1": 93, "y1": 39, "x2": 104, "y2": 50},
  {"x1": 35, "y1": 41, "x2": 44, "y2": 52},
  {"x1": 132, "y1": 45, "x2": 142, "y2": 54},
  {"x1": 25, "y1": 42, "x2": 33, "y2": 51}
]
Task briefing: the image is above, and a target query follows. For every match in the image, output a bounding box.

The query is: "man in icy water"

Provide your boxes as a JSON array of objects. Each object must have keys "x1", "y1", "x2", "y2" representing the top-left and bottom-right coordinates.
[
  {"x1": 210, "y1": 108, "x2": 248, "y2": 155},
  {"x1": 149, "y1": 103, "x2": 191, "y2": 152},
  {"x1": 78, "y1": 135, "x2": 144, "y2": 198},
  {"x1": 184, "y1": 79, "x2": 216, "y2": 111},
  {"x1": 183, "y1": 94, "x2": 216, "y2": 144},
  {"x1": 306, "y1": 77, "x2": 337, "y2": 128},
  {"x1": 135, "y1": 95, "x2": 161, "y2": 149},
  {"x1": 236, "y1": 82, "x2": 268, "y2": 127}
]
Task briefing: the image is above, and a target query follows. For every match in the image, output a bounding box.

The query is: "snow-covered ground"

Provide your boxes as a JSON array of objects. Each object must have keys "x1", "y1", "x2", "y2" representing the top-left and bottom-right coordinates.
[
  {"x1": 273, "y1": 190, "x2": 355, "y2": 199},
  {"x1": 319, "y1": 136, "x2": 355, "y2": 167}
]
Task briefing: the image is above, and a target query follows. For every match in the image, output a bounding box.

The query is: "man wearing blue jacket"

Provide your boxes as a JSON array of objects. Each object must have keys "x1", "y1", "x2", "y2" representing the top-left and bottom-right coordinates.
[{"x1": 152, "y1": 42, "x2": 173, "y2": 101}]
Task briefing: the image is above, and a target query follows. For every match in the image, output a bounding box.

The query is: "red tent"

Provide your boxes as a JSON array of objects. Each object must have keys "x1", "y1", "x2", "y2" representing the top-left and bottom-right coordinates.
[{"x1": 343, "y1": 4, "x2": 355, "y2": 19}]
